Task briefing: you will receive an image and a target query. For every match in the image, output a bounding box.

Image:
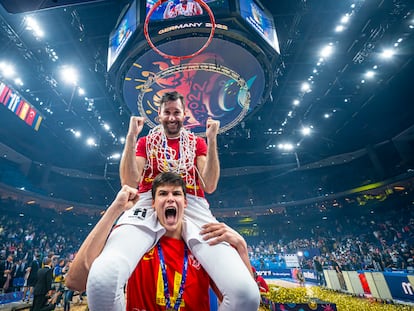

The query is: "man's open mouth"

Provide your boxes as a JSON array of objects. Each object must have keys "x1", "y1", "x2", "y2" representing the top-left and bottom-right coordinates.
[{"x1": 165, "y1": 207, "x2": 177, "y2": 225}]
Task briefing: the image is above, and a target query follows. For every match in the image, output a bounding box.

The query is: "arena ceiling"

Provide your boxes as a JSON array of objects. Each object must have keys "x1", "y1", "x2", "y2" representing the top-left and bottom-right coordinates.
[{"x1": 0, "y1": 0, "x2": 413, "y2": 194}]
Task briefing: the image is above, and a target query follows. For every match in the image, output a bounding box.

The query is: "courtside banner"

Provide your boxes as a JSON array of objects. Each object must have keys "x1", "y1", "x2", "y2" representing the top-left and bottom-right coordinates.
[
  {"x1": 383, "y1": 272, "x2": 414, "y2": 302},
  {"x1": 302, "y1": 269, "x2": 318, "y2": 284},
  {"x1": 256, "y1": 268, "x2": 292, "y2": 279}
]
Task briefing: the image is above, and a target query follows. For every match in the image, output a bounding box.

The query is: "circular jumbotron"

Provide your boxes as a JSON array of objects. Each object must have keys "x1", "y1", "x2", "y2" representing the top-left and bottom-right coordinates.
[
  {"x1": 136, "y1": 62, "x2": 250, "y2": 134},
  {"x1": 123, "y1": 36, "x2": 267, "y2": 135},
  {"x1": 114, "y1": 0, "x2": 279, "y2": 136},
  {"x1": 144, "y1": 0, "x2": 216, "y2": 60}
]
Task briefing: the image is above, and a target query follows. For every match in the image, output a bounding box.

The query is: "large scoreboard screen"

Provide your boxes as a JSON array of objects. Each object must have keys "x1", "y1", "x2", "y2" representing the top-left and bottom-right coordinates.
[
  {"x1": 239, "y1": 0, "x2": 279, "y2": 54},
  {"x1": 145, "y1": 0, "x2": 230, "y2": 21},
  {"x1": 107, "y1": 0, "x2": 138, "y2": 71}
]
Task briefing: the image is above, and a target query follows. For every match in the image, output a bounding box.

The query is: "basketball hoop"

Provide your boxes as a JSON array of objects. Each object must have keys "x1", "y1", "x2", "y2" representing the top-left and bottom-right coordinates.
[{"x1": 144, "y1": 0, "x2": 216, "y2": 60}]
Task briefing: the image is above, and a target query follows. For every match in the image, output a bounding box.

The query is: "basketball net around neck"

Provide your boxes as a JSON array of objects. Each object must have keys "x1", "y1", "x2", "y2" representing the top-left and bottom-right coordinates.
[{"x1": 144, "y1": 125, "x2": 198, "y2": 195}]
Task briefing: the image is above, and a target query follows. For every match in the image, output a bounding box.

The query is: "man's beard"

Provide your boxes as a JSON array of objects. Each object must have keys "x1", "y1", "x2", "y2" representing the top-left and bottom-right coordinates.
[{"x1": 163, "y1": 121, "x2": 183, "y2": 136}]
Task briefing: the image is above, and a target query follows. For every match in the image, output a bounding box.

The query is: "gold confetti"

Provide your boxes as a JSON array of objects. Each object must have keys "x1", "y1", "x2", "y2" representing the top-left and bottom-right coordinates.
[{"x1": 263, "y1": 285, "x2": 414, "y2": 311}]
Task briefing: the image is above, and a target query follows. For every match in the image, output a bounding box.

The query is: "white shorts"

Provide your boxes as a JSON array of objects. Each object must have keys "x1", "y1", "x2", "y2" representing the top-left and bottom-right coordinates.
[{"x1": 116, "y1": 191, "x2": 219, "y2": 249}]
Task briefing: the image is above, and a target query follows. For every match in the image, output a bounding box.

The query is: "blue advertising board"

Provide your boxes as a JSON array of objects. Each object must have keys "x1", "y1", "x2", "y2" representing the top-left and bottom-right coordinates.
[{"x1": 383, "y1": 272, "x2": 414, "y2": 302}]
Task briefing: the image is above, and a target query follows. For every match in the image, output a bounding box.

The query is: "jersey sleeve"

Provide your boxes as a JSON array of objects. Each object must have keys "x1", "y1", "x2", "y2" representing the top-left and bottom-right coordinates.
[
  {"x1": 196, "y1": 136, "x2": 207, "y2": 157},
  {"x1": 136, "y1": 136, "x2": 147, "y2": 158}
]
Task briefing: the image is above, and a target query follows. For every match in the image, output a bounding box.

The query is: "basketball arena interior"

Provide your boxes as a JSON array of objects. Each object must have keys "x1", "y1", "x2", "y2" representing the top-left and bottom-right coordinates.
[{"x1": 0, "y1": 0, "x2": 413, "y2": 310}]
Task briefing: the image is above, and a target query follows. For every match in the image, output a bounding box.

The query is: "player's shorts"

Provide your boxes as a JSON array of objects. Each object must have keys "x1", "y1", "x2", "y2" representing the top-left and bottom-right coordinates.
[{"x1": 116, "y1": 191, "x2": 219, "y2": 248}]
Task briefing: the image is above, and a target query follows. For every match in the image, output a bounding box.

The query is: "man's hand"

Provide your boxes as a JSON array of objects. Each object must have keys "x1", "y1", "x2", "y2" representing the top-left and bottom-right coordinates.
[
  {"x1": 205, "y1": 117, "x2": 220, "y2": 140},
  {"x1": 113, "y1": 185, "x2": 139, "y2": 213},
  {"x1": 128, "y1": 116, "x2": 145, "y2": 138},
  {"x1": 200, "y1": 222, "x2": 245, "y2": 248}
]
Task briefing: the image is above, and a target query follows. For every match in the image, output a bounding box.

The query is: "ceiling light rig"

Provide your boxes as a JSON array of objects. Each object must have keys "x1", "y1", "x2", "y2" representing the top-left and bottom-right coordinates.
[
  {"x1": 68, "y1": 128, "x2": 81, "y2": 138},
  {"x1": 5, "y1": 11, "x2": 125, "y2": 159},
  {"x1": 0, "y1": 61, "x2": 25, "y2": 89},
  {"x1": 275, "y1": 5, "x2": 356, "y2": 137},
  {"x1": 301, "y1": 126, "x2": 312, "y2": 136},
  {"x1": 25, "y1": 16, "x2": 44, "y2": 39},
  {"x1": 60, "y1": 66, "x2": 78, "y2": 86},
  {"x1": 354, "y1": 10, "x2": 412, "y2": 89},
  {"x1": 0, "y1": 61, "x2": 15, "y2": 78},
  {"x1": 274, "y1": 1, "x2": 412, "y2": 161},
  {"x1": 86, "y1": 137, "x2": 97, "y2": 147}
]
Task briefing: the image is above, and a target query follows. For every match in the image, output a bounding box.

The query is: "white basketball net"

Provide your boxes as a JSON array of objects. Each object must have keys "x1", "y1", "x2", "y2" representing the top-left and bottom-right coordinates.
[{"x1": 143, "y1": 124, "x2": 199, "y2": 194}]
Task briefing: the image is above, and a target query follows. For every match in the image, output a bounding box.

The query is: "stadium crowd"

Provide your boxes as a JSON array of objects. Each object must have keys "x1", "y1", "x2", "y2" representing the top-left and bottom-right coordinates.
[
  {"x1": 247, "y1": 192, "x2": 414, "y2": 273},
  {"x1": 1, "y1": 181, "x2": 413, "y2": 302}
]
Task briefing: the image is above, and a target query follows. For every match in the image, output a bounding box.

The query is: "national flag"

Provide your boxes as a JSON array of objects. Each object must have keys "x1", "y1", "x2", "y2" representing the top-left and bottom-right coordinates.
[
  {"x1": 2, "y1": 89, "x2": 12, "y2": 106},
  {"x1": 0, "y1": 85, "x2": 11, "y2": 104},
  {"x1": 33, "y1": 114, "x2": 43, "y2": 131},
  {"x1": 8, "y1": 93, "x2": 20, "y2": 111},
  {"x1": 13, "y1": 96, "x2": 22, "y2": 112},
  {"x1": 5, "y1": 93, "x2": 15, "y2": 108},
  {"x1": 0, "y1": 82, "x2": 6, "y2": 99},
  {"x1": 12, "y1": 99, "x2": 24, "y2": 114},
  {"x1": 0, "y1": 83, "x2": 10, "y2": 104},
  {"x1": 25, "y1": 107, "x2": 37, "y2": 126},
  {"x1": 18, "y1": 101, "x2": 30, "y2": 120},
  {"x1": 15, "y1": 99, "x2": 25, "y2": 115}
]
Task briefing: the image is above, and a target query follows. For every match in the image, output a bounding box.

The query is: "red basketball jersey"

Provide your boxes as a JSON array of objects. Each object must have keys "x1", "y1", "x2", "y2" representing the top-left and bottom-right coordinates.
[{"x1": 126, "y1": 236, "x2": 210, "y2": 311}]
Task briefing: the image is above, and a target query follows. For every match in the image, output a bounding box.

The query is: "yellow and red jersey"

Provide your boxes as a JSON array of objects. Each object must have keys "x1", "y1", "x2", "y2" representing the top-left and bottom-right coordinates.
[{"x1": 126, "y1": 236, "x2": 210, "y2": 311}]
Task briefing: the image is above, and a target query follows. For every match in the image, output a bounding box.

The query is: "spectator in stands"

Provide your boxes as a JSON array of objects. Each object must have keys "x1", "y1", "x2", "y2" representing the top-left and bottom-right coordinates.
[
  {"x1": 53, "y1": 259, "x2": 65, "y2": 289},
  {"x1": 12, "y1": 258, "x2": 27, "y2": 291},
  {"x1": 60, "y1": 260, "x2": 76, "y2": 311},
  {"x1": 313, "y1": 256, "x2": 325, "y2": 286},
  {"x1": 0, "y1": 254, "x2": 14, "y2": 293},
  {"x1": 31, "y1": 257, "x2": 54, "y2": 311},
  {"x1": 331, "y1": 256, "x2": 346, "y2": 290},
  {"x1": 23, "y1": 253, "x2": 41, "y2": 302},
  {"x1": 295, "y1": 267, "x2": 305, "y2": 287}
]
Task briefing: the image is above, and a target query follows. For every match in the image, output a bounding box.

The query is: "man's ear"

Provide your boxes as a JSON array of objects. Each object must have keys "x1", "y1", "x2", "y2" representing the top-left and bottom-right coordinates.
[
  {"x1": 156, "y1": 108, "x2": 161, "y2": 123},
  {"x1": 152, "y1": 199, "x2": 156, "y2": 210}
]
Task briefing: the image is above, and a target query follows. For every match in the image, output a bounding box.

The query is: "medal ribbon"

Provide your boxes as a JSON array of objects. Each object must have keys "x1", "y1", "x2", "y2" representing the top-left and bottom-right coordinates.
[{"x1": 157, "y1": 241, "x2": 188, "y2": 311}]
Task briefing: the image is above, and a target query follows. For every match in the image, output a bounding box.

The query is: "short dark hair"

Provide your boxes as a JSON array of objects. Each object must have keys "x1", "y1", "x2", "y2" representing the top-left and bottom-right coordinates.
[
  {"x1": 151, "y1": 172, "x2": 186, "y2": 199},
  {"x1": 43, "y1": 257, "x2": 52, "y2": 266},
  {"x1": 160, "y1": 91, "x2": 185, "y2": 110}
]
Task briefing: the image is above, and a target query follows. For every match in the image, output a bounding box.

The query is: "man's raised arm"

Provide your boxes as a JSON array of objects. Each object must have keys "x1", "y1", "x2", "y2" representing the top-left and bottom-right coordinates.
[
  {"x1": 120, "y1": 116, "x2": 145, "y2": 187},
  {"x1": 65, "y1": 185, "x2": 139, "y2": 291},
  {"x1": 197, "y1": 118, "x2": 220, "y2": 193}
]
